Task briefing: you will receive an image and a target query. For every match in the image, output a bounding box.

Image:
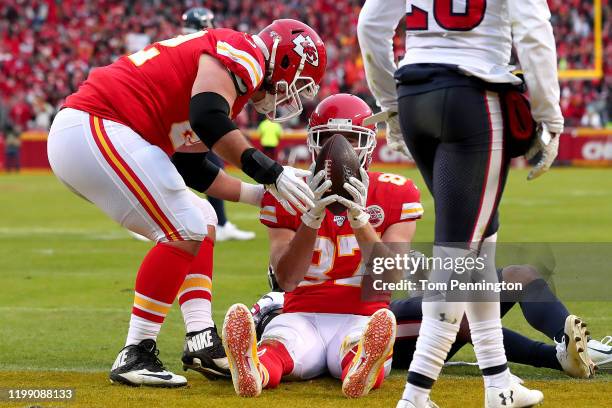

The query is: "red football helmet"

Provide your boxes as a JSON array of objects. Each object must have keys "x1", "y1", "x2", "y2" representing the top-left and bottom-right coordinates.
[
  {"x1": 308, "y1": 94, "x2": 377, "y2": 168},
  {"x1": 255, "y1": 19, "x2": 327, "y2": 122}
]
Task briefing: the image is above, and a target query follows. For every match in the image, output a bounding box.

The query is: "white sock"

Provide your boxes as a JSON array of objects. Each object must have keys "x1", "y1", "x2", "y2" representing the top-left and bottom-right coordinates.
[
  {"x1": 125, "y1": 315, "x2": 161, "y2": 346},
  {"x1": 469, "y1": 318, "x2": 511, "y2": 388},
  {"x1": 401, "y1": 383, "x2": 431, "y2": 406},
  {"x1": 181, "y1": 298, "x2": 214, "y2": 333},
  {"x1": 403, "y1": 315, "x2": 462, "y2": 404},
  {"x1": 483, "y1": 368, "x2": 512, "y2": 389}
]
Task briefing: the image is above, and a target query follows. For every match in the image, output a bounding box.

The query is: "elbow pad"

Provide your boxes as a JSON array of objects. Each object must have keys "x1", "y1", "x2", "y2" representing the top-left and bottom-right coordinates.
[
  {"x1": 189, "y1": 92, "x2": 238, "y2": 149},
  {"x1": 171, "y1": 152, "x2": 221, "y2": 193}
]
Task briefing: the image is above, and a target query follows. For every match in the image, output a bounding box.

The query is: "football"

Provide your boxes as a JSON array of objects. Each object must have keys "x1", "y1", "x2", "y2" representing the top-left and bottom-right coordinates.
[{"x1": 314, "y1": 134, "x2": 361, "y2": 215}]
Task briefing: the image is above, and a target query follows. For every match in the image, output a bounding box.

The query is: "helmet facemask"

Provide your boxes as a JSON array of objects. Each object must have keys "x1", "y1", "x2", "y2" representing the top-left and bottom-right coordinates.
[{"x1": 307, "y1": 119, "x2": 377, "y2": 169}]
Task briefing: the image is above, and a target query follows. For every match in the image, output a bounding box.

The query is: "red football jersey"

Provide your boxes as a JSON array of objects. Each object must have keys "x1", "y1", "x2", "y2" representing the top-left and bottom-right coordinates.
[
  {"x1": 260, "y1": 171, "x2": 424, "y2": 315},
  {"x1": 65, "y1": 29, "x2": 265, "y2": 155}
]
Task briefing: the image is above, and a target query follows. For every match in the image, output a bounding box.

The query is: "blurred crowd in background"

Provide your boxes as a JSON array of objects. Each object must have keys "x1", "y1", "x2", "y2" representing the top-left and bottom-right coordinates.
[{"x1": 0, "y1": 0, "x2": 610, "y2": 140}]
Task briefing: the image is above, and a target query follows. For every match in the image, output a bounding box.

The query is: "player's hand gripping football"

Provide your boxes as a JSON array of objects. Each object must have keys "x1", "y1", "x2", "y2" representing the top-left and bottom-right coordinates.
[
  {"x1": 336, "y1": 168, "x2": 371, "y2": 229},
  {"x1": 267, "y1": 166, "x2": 315, "y2": 215},
  {"x1": 300, "y1": 169, "x2": 336, "y2": 229},
  {"x1": 525, "y1": 123, "x2": 559, "y2": 180},
  {"x1": 386, "y1": 112, "x2": 412, "y2": 159}
]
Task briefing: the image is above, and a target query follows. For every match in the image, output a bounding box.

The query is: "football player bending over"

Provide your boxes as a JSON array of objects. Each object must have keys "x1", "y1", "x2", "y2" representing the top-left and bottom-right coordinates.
[
  {"x1": 222, "y1": 94, "x2": 424, "y2": 398},
  {"x1": 256, "y1": 264, "x2": 610, "y2": 379},
  {"x1": 48, "y1": 19, "x2": 326, "y2": 387}
]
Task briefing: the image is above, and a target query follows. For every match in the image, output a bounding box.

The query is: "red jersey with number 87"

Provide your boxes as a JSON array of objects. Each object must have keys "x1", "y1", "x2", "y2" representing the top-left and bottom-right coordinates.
[
  {"x1": 259, "y1": 172, "x2": 424, "y2": 316},
  {"x1": 65, "y1": 29, "x2": 265, "y2": 155}
]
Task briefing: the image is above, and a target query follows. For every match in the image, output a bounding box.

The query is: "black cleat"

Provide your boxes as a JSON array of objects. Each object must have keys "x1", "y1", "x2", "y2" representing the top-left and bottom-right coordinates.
[
  {"x1": 182, "y1": 326, "x2": 230, "y2": 379},
  {"x1": 109, "y1": 339, "x2": 187, "y2": 387}
]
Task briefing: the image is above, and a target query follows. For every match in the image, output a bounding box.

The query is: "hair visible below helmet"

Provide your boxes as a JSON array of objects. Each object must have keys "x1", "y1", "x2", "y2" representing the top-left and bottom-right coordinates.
[
  {"x1": 182, "y1": 7, "x2": 214, "y2": 33},
  {"x1": 308, "y1": 94, "x2": 377, "y2": 168},
  {"x1": 256, "y1": 19, "x2": 327, "y2": 122}
]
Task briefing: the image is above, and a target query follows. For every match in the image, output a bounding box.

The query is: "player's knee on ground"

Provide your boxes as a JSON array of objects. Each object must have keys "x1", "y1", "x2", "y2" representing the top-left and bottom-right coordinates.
[{"x1": 502, "y1": 264, "x2": 540, "y2": 286}]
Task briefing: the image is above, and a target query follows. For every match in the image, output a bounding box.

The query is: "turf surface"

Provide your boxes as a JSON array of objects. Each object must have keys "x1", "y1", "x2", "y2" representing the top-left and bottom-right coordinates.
[{"x1": 1, "y1": 167, "x2": 610, "y2": 407}]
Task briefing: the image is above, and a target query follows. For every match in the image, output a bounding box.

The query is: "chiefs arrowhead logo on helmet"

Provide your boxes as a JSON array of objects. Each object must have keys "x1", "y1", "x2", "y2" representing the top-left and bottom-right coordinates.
[{"x1": 292, "y1": 34, "x2": 319, "y2": 67}]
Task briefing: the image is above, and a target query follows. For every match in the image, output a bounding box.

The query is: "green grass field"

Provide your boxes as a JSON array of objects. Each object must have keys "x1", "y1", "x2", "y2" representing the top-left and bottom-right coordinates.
[{"x1": 1, "y1": 167, "x2": 611, "y2": 407}]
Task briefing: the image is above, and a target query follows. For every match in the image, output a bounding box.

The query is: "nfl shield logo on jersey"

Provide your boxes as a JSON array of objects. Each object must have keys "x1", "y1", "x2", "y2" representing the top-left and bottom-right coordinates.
[{"x1": 333, "y1": 215, "x2": 346, "y2": 226}]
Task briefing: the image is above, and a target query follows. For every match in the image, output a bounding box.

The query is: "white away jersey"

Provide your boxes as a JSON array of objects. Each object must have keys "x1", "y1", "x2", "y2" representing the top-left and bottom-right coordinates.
[{"x1": 358, "y1": 0, "x2": 564, "y2": 133}]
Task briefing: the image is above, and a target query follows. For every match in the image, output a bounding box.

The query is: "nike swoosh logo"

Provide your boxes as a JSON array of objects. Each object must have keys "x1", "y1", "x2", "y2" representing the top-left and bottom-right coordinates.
[
  {"x1": 589, "y1": 346, "x2": 612, "y2": 355},
  {"x1": 142, "y1": 373, "x2": 173, "y2": 380}
]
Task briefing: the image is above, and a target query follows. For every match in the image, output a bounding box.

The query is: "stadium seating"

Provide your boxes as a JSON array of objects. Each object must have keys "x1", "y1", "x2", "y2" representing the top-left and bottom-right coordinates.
[{"x1": 0, "y1": 0, "x2": 609, "y2": 132}]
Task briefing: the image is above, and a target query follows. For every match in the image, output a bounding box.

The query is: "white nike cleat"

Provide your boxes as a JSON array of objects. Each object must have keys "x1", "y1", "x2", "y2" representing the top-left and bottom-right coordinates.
[
  {"x1": 222, "y1": 303, "x2": 262, "y2": 397},
  {"x1": 485, "y1": 382, "x2": 543, "y2": 408},
  {"x1": 396, "y1": 399, "x2": 440, "y2": 408},
  {"x1": 587, "y1": 336, "x2": 612, "y2": 372},
  {"x1": 555, "y1": 315, "x2": 594, "y2": 378},
  {"x1": 109, "y1": 339, "x2": 187, "y2": 387},
  {"x1": 216, "y1": 222, "x2": 255, "y2": 242},
  {"x1": 342, "y1": 309, "x2": 396, "y2": 398}
]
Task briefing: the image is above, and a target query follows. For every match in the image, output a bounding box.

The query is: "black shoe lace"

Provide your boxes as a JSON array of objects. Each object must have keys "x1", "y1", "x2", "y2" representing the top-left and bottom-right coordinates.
[{"x1": 141, "y1": 344, "x2": 165, "y2": 371}]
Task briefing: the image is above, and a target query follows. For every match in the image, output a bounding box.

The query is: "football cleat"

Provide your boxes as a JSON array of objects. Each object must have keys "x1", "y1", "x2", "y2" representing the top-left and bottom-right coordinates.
[
  {"x1": 342, "y1": 308, "x2": 396, "y2": 398},
  {"x1": 182, "y1": 326, "x2": 230, "y2": 379},
  {"x1": 222, "y1": 304, "x2": 263, "y2": 397},
  {"x1": 216, "y1": 222, "x2": 255, "y2": 242},
  {"x1": 485, "y1": 382, "x2": 543, "y2": 408},
  {"x1": 396, "y1": 399, "x2": 440, "y2": 408},
  {"x1": 109, "y1": 339, "x2": 187, "y2": 387},
  {"x1": 555, "y1": 315, "x2": 594, "y2": 378},
  {"x1": 587, "y1": 336, "x2": 612, "y2": 372}
]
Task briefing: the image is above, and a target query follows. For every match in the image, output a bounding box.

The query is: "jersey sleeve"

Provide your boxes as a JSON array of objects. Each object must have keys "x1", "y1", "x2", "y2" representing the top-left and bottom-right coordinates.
[
  {"x1": 382, "y1": 176, "x2": 424, "y2": 225},
  {"x1": 357, "y1": 0, "x2": 405, "y2": 113},
  {"x1": 260, "y1": 192, "x2": 301, "y2": 230},
  {"x1": 211, "y1": 30, "x2": 265, "y2": 94}
]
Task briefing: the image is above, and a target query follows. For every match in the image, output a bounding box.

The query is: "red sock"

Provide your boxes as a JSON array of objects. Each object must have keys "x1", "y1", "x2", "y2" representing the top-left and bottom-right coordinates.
[
  {"x1": 178, "y1": 237, "x2": 215, "y2": 332},
  {"x1": 340, "y1": 344, "x2": 388, "y2": 389},
  {"x1": 341, "y1": 344, "x2": 359, "y2": 381},
  {"x1": 258, "y1": 340, "x2": 294, "y2": 389},
  {"x1": 126, "y1": 243, "x2": 194, "y2": 345}
]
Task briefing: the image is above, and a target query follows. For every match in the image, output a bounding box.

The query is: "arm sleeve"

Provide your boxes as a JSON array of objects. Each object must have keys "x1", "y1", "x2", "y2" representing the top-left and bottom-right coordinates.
[
  {"x1": 357, "y1": 0, "x2": 405, "y2": 113},
  {"x1": 509, "y1": 0, "x2": 564, "y2": 134}
]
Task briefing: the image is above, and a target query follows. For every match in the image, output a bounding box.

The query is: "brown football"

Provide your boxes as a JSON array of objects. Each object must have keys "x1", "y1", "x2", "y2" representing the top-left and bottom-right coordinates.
[{"x1": 314, "y1": 134, "x2": 361, "y2": 215}]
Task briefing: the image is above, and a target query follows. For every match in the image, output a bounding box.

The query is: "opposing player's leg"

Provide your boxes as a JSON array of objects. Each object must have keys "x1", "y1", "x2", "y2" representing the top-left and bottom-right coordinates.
[
  {"x1": 338, "y1": 310, "x2": 396, "y2": 398},
  {"x1": 500, "y1": 265, "x2": 594, "y2": 378},
  {"x1": 397, "y1": 77, "x2": 542, "y2": 407},
  {"x1": 48, "y1": 109, "x2": 212, "y2": 387}
]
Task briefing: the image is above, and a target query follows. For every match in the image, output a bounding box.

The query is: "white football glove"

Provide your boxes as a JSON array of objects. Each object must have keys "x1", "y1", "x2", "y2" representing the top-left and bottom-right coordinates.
[
  {"x1": 336, "y1": 168, "x2": 370, "y2": 229},
  {"x1": 386, "y1": 112, "x2": 412, "y2": 159},
  {"x1": 266, "y1": 166, "x2": 315, "y2": 215},
  {"x1": 525, "y1": 123, "x2": 559, "y2": 180},
  {"x1": 301, "y1": 169, "x2": 336, "y2": 229}
]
